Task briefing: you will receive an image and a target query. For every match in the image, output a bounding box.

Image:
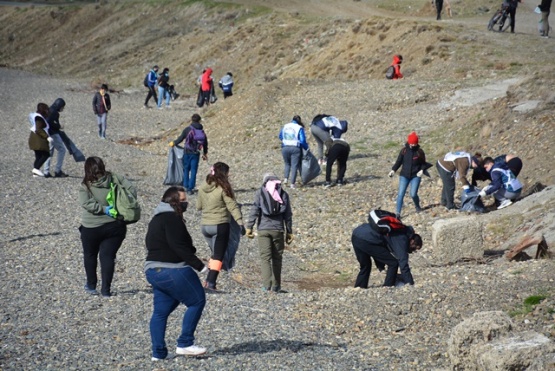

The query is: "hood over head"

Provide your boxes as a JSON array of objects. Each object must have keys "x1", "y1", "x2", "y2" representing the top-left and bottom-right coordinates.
[
  {"x1": 51, "y1": 98, "x2": 66, "y2": 112},
  {"x1": 393, "y1": 54, "x2": 403, "y2": 64}
]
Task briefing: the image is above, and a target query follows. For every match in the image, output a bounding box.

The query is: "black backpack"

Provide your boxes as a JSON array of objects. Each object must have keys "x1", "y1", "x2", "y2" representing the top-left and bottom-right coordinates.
[
  {"x1": 385, "y1": 65, "x2": 395, "y2": 80},
  {"x1": 260, "y1": 184, "x2": 287, "y2": 216},
  {"x1": 143, "y1": 73, "x2": 149, "y2": 87},
  {"x1": 368, "y1": 209, "x2": 406, "y2": 234}
]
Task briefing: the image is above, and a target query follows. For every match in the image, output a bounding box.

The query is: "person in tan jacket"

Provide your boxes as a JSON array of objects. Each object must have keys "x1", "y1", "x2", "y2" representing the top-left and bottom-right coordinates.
[
  {"x1": 28, "y1": 103, "x2": 52, "y2": 177},
  {"x1": 197, "y1": 162, "x2": 245, "y2": 290},
  {"x1": 436, "y1": 151, "x2": 480, "y2": 210}
]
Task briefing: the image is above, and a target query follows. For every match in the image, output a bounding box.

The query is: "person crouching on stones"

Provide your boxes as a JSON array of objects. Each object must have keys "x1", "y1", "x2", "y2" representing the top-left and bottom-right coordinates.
[{"x1": 478, "y1": 156, "x2": 523, "y2": 210}]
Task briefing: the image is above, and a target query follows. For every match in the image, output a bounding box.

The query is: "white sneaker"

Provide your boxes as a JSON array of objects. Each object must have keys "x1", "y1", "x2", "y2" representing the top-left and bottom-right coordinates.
[
  {"x1": 151, "y1": 357, "x2": 162, "y2": 361},
  {"x1": 497, "y1": 199, "x2": 513, "y2": 210},
  {"x1": 176, "y1": 345, "x2": 206, "y2": 356},
  {"x1": 32, "y1": 168, "x2": 44, "y2": 177},
  {"x1": 283, "y1": 178, "x2": 288, "y2": 185}
]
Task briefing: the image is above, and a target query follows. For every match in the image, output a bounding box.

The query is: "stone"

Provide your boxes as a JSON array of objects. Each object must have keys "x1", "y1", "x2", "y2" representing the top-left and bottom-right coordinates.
[{"x1": 431, "y1": 215, "x2": 483, "y2": 264}]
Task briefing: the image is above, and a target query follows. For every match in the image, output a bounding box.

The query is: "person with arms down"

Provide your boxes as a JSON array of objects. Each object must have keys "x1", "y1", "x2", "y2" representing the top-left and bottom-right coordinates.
[
  {"x1": 279, "y1": 115, "x2": 309, "y2": 189},
  {"x1": 352, "y1": 212, "x2": 422, "y2": 288},
  {"x1": 323, "y1": 137, "x2": 350, "y2": 188},
  {"x1": 145, "y1": 186, "x2": 208, "y2": 361},
  {"x1": 169, "y1": 114, "x2": 208, "y2": 195},
  {"x1": 144, "y1": 65, "x2": 159, "y2": 108},
  {"x1": 245, "y1": 173, "x2": 293, "y2": 293},
  {"x1": 478, "y1": 156, "x2": 523, "y2": 209},
  {"x1": 92, "y1": 84, "x2": 111, "y2": 139},
  {"x1": 201, "y1": 68, "x2": 214, "y2": 107},
  {"x1": 218, "y1": 72, "x2": 234, "y2": 99},
  {"x1": 157, "y1": 68, "x2": 171, "y2": 109},
  {"x1": 28, "y1": 103, "x2": 52, "y2": 177}
]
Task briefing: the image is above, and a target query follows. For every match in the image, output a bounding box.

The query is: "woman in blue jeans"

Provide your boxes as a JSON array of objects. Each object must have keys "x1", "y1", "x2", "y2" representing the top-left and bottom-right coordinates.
[
  {"x1": 388, "y1": 132, "x2": 430, "y2": 219},
  {"x1": 145, "y1": 186, "x2": 208, "y2": 361},
  {"x1": 279, "y1": 115, "x2": 309, "y2": 188}
]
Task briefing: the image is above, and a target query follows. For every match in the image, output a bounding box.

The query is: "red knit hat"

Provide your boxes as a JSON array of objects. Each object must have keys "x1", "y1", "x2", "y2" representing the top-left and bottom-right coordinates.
[{"x1": 407, "y1": 131, "x2": 419, "y2": 145}]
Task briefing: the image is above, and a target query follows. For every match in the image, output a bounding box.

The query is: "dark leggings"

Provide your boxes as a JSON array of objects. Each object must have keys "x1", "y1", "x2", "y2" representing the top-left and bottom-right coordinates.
[
  {"x1": 435, "y1": 0, "x2": 443, "y2": 19},
  {"x1": 80, "y1": 221, "x2": 127, "y2": 295},
  {"x1": 33, "y1": 150, "x2": 50, "y2": 170},
  {"x1": 201, "y1": 223, "x2": 230, "y2": 285},
  {"x1": 145, "y1": 85, "x2": 158, "y2": 105}
]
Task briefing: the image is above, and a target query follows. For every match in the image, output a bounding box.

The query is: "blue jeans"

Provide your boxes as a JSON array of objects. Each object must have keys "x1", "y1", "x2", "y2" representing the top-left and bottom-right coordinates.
[
  {"x1": 396, "y1": 176, "x2": 421, "y2": 215},
  {"x1": 96, "y1": 113, "x2": 107, "y2": 138},
  {"x1": 157, "y1": 86, "x2": 170, "y2": 107},
  {"x1": 43, "y1": 133, "x2": 66, "y2": 174},
  {"x1": 145, "y1": 266, "x2": 206, "y2": 360},
  {"x1": 183, "y1": 152, "x2": 200, "y2": 191},
  {"x1": 281, "y1": 146, "x2": 302, "y2": 184}
]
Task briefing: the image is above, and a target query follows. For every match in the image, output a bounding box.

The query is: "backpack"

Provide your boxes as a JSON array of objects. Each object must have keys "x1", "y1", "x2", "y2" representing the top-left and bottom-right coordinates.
[
  {"x1": 143, "y1": 73, "x2": 149, "y2": 87},
  {"x1": 260, "y1": 184, "x2": 287, "y2": 216},
  {"x1": 368, "y1": 209, "x2": 406, "y2": 234},
  {"x1": 184, "y1": 126, "x2": 206, "y2": 153},
  {"x1": 107, "y1": 174, "x2": 141, "y2": 224},
  {"x1": 385, "y1": 65, "x2": 395, "y2": 80}
]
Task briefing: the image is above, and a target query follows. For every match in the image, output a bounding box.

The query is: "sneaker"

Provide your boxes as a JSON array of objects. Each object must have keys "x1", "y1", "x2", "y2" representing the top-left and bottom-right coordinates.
[
  {"x1": 32, "y1": 168, "x2": 44, "y2": 177},
  {"x1": 43, "y1": 173, "x2": 52, "y2": 178},
  {"x1": 336, "y1": 179, "x2": 344, "y2": 186},
  {"x1": 54, "y1": 171, "x2": 69, "y2": 178},
  {"x1": 176, "y1": 345, "x2": 206, "y2": 356},
  {"x1": 203, "y1": 281, "x2": 217, "y2": 291},
  {"x1": 395, "y1": 213, "x2": 401, "y2": 220},
  {"x1": 415, "y1": 206, "x2": 422, "y2": 213},
  {"x1": 144, "y1": 104, "x2": 149, "y2": 109},
  {"x1": 151, "y1": 357, "x2": 163, "y2": 361},
  {"x1": 84, "y1": 284, "x2": 99, "y2": 295},
  {"x1": 289, "y1": 183, "x2": 296, "y2": 189},
  {"x1": 157, "y1": 106, "x2": 163, "y2": 110},
  {"x1": 323, "y1": 181, "x2": 332, "y2": 189},
  {"x1": 187, "y1": 190, "x2": 194, "y2": 196},
  {"x1": 497, "y1": 199, "x2": 513, "y2": 210},
  {"x1": 283, "y1": 178, "x2": 288, "y2": 185}
]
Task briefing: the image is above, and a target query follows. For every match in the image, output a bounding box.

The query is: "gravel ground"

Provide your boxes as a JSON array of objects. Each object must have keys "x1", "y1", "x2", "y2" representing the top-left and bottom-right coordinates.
[{"x1": 1, "y1": 68, "x2": 554, "y2": 370}]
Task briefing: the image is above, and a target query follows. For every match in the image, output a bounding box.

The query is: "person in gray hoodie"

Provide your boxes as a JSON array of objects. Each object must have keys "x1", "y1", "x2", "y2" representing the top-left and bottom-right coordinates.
[{"x1": 245, "y1": 173, "x2": 293, "y2": 292}]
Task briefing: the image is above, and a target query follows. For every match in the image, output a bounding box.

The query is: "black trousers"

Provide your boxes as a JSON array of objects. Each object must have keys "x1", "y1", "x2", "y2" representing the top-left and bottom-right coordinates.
[
  {"x1": 435, "y1": 0, "x2": 443, "y2": 19},
  {"x1": 325, "y1": 145, "x2": 350, "y2": 182},
  {"x1": 33, "y1": 150, "x2": 50, "y2": 170},
  {"x1": 80, "y1": 221, "x2": 127, "y2": 295},
  {"x1": 508, "y1": 7, "x2": 516, "y2": 32},
  {"x1": 436, "y1": 161, "x2": 456, "y2": 209},
  {"x1": 145, "y1": 85, "x2": 158, "y2": 105},
  {"x1": 352, "y1": 236, "x2": 399, "y2": 288}
]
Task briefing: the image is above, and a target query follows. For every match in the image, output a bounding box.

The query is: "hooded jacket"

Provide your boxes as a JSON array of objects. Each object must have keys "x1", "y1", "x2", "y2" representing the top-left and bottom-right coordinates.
[
  {"x1": 391, "y1": 55, "x2": 403, "y2": 79},
  {"x1": 78, "y1": 173, "x2": 132, "y2": 228},
  {"x1": 173, "y1": 120, "x2": 208, "y2": 155},
  {"x1": 392, "y1": 143, "x2": 427, "y2": 178},
  {"x1": 47, "y1": 98, "x2": 65, "y2": 135},
  {"x1": 201, "y1": 68, "x2": 213, "y2": 92},
  {"x1": 219, "y1": 74, "x2": 234, "y2": 92},
  {"x1": 245, "y1": 175, "x2": 293, "y2": 233},
  {"x1": 144, "y1": 202, "x2": 204, "y2": 272},
  {"x1": 197, "y1": 181, "x2": 243, "y2": 226}
]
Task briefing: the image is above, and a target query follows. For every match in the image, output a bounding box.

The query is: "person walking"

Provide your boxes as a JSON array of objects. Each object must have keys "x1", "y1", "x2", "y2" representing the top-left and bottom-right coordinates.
[
  {"x1": 78, "y1": 156, "x2": 130, "y2": 297},
  {"x1": 434, "y1": 0, "x2": 443, "y2": 20},
  {"x1": 279, "y1": 115, "x2": 308, "y2": 189},
  {"x1": 201, "y1": 68, "x2": 213, "y2": 106},
  {"x1": 43, "y1": 98, "x2": 68, "y2": 178},
  {"x1": 352, "y1": 215, "x2": 422, "y2": 288},
  {"x1": 388, "y1": 132, "x2": 430, "y2": 219},
  {"x1": 145, "y1": 186, "x2": 208, "y2": 361},
  {"x1": 92, "y1": 84, "x2": 111, "y2": 139},
  {"x1": 197, "y1": 162, "x2": 246, "y2": 291},
  {"x1": 218, "y1": 72, "x2": 234, "y2": 99},
  {"x1": 323, "y1": 137, "x2": 350, "y2": 188},
  {"x1": 245, "y1": 173, "x2": 293, "y2": 293},
  {"x1": 28, "y1": 103, "x2": 52, "y2": 177},
  {"x1": 539, "y1": 0, "x2": 552, "y2": 37},
  {"x1": 169, "y1": 114, "x2": 208, "y2": 195},
  {"x1": 144, "y1": 65, "x2": 159, "y2": 108},
  {"x1": 157, "y1": 68, "x2": 171, "y2": 109}
]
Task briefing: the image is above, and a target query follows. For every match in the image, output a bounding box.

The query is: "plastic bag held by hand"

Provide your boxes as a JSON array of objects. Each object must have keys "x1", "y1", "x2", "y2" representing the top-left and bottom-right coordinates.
[
  {"x1": 245, "y1": 229, "x2": 254, "y2": 239},
  {"x1": 286, "y1": 234, "x2": 294, "y2": 245}
]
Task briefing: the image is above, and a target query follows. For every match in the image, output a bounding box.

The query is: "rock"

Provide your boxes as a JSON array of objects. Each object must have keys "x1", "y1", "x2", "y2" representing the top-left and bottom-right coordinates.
[{"x1": 431, "y1": 216, "x2": 483, "y2": 264}]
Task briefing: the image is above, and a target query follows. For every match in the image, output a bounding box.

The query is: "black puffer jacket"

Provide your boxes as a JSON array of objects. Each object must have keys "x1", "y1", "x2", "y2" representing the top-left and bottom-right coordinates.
[
  {"x1": 47, "y1": 98, "x2": 66, "y2": 135},
  {"x1": 391, "y1": 143, "x2": 427, "y2": 179}
]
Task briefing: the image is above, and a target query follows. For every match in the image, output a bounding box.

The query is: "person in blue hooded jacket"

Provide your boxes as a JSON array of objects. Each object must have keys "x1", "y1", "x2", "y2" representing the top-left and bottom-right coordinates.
[
  {"x1": 144, "y1": 65, "x2": 159, "y2": 108},
  {"x1": 279, "y1": 115, "x2": 308, "y2": 189}
]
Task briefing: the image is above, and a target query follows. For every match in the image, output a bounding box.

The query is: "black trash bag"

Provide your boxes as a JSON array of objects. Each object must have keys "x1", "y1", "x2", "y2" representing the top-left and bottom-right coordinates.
[
  {"x1": 222, "y1": 217, "x2": 241, "y2": 271},
  {"x1": 196, "y1": 87, "x2": 204, "y2": 108},
  {"x1": 58, "y1": 131, "x2": 85, "y2": 162},
  {"x1": 460, "y1": 187, "x2": 486, "y2": 213},
  {"x1": 163, "y1": 146, "x2": 184, "y2": 185},
  {"x1": 300, "y1": 148, "x2": 321, "y2": 184}
]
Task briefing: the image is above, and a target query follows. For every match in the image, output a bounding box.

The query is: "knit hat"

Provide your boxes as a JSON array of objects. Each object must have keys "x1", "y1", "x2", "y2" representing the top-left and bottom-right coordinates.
[{"x1": 407, "y1": 131, "x2": 419, "y2": 145}]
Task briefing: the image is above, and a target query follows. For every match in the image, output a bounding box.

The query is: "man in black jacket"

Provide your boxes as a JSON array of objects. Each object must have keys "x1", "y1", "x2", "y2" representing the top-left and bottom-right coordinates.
[{"x1": 352, "y1": 220, "x2": 422, "y2": 288}]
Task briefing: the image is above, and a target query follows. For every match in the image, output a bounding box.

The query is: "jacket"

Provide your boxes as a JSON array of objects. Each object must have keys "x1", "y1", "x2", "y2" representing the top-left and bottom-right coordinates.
[
  {"x1": 279, "y1": 121, "x2": 308, "y2": 149},
  {"x1": 144, "y1": 202, "x2": 204, "y2": 272},
  {"x1": 47, "y1": 98, "x2": 65, "y2": 135},
  {"x1": 485, "y1": 163, "x2": 523, "y2": 195},
  {"x1": 437, "y1": 151, "x2": 472, "y2": 187},
  {"x1": 197, "y1": 181, "x2": 243, "y2": 226},
  {"x1": 28, "y1": 115, "x2": 49, "y2": 151},
  {"x1": 92, "y1": 92, "x2": 111, "y2": 115},
  {"x1": 392, "y1": 143, "x2": 427, "y2": 178},
  {"x1": 147, "y1": 69, "x2": 158, "y2": 87},
  {"x1": 201, "y1": 68, "x2": 213, "y2": 92},
  {"x1": 173, "y1": 121, "x2": 208, "y2": 155},
  {"x1": 78, "y1": 172, "x2": 132, "y2": 228},
  {"x1": 219, "y1": 74, "x2": 234, "y2": 92},
  {"x1": 245, "y1": 178, "x2": 293, "y2": 233},
  {"x1": 391, "y1": 55, "x2": 403, "y2": 79},
  {"x1": 539, "y1": 0, "x2": 552, "y2": 12},
  {"x1": 158, "y1": 71, "x2": 169, "y2": 88},
  {"x1": 325, "y1": 138, "x2": 350, "y2": 158},
  {"x1": 352, "y1": 223, "x2": 415, "y2": 285}
]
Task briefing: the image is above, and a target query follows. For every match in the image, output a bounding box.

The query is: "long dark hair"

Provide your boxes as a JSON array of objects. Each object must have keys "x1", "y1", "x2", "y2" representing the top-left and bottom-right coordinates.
[
  {"x1": 162, "y1": 186, "x2": 186, "y2": 215},
  {"x1": 82, "y1": 156, "x2": 110, "y2": 191},
  {"x1": 206, "y1": 162, "x2": 234, "y2": 198}
]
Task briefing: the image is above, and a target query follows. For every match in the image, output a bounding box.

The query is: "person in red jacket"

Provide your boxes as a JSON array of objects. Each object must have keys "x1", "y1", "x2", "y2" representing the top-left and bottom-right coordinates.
[
  {"x1": 391, "y1": 55, "x2": 403, "y2": 79},
  {"x1": 201, "y1": 68, "x2": 213, "y2": 107}
]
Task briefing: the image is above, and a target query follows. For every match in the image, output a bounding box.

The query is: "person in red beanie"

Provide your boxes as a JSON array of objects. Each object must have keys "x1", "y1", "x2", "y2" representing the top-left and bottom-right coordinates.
[{"x1": 388, "y1": 132, "x2": 431, "y2": 219}]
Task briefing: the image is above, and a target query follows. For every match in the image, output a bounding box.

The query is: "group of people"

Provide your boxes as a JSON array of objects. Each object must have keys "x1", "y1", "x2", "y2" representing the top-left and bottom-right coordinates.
[
  {"x1": 195, "y1": 68, "x2": 235, "y2": 107},
  {"x1": 144, "y1": 66, "x2": 179, "y2": 109}
]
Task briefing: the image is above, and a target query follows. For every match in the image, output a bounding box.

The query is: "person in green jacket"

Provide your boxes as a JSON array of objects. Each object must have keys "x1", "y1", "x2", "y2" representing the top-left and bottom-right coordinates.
[
  {"x1": 197, "y1": 162, "x2": 245, "y2": 290},
  {"x1": 78, "y1": 156, "x2": 132, "y2": 297}
]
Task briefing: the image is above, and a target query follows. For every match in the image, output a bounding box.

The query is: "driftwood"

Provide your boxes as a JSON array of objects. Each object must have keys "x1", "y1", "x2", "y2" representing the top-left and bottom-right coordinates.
[{"x1": 505, "y1": 234, "x2": 549, "y2": 261}]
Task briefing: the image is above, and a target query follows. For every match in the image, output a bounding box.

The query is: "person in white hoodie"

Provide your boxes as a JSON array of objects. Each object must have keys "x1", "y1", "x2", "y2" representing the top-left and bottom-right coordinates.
[{"x1": 28, "y1": 103, "x2": 52, "y2": 177}]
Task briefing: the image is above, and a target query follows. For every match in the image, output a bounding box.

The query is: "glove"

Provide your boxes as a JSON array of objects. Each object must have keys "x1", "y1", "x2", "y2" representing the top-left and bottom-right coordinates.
[
  {"x1": 388, "y1": 170, "x2": 395, "y2": 178},
  {"x1": 286, "y1": 233, "x2": 294, "y2": 245},
  {"x1": 416, "y1": 170, "x2": 423, "y2": 177},
  {"x1": 47, "y1": 137, "x2": 54, "y2": 144},
  {"x1": 478, "y1": 190, "x2": 487, "y2": 198},
  {"x1": 104, "y1": 206, "x2": 113, "y2": 216},
  {"x1": 463, "y1": 185, "x2": 471, "y2": 194},
  {"x1": 169, "y1": 141, "x2": 174, "y2": 147},
  {"x1": 200, "y1": 266, "x2": 209, "y2": 274},
  {"x1": 240, "y1": 225, "x2": 246, "y2": 236},
  {"x1": 245, "y1": 228, "x2": 254, "y2": 239}
]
